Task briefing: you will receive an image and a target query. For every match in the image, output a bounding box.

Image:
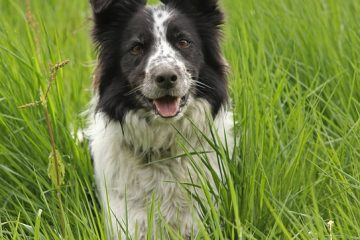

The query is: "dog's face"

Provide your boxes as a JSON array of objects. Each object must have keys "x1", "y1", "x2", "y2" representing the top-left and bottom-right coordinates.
[
  {"x1": 91, "y1": 0, "x2": 228, "y2": 121},
  {"x1": 120, "y1": 7, "x2": 202, "y2": 118}
]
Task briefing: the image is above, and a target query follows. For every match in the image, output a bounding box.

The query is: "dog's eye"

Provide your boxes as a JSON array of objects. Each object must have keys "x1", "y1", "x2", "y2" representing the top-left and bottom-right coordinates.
[
  {"x1": 130, "y1": 44, "x2": 143, "y2": 55},
  {"x1": 176, "y1": 39, "x2": 191, "y2": 49}
]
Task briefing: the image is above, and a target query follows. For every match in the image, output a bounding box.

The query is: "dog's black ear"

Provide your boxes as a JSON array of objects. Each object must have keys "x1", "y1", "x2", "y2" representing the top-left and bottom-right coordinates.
[
  {"x1": 160, "y1": 0, "x2": 218, "y2": 9},
  {"x1": 90, "y1": 0, "x2": 146, "y2": 19},
  {"x1": 90, "y1": 0, "x2": 147, "y2": 43},
  {"x1": 160, "y1": 0, "x2": 223, "y2": 27},
  {"x1": 90, "y1": 0, "x2": 113, "y2": 13},
  {"x1": 161, "y1": 0, "x2": 221, "y2": 15}
]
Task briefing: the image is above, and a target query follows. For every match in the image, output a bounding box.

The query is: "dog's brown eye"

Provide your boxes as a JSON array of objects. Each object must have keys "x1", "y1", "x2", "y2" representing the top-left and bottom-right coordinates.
[
  {"x1": 177, "y1": 39, "x2": 190, "y2": 49},
  {"x1": 131, "y1": 45, "x2": 143, "y2": 55}
]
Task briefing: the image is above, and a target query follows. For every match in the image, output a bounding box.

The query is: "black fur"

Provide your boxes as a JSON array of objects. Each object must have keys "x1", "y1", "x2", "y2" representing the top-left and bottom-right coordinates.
[{"x1": 90, "y1": 0, "x2": 228, "y2": 121}]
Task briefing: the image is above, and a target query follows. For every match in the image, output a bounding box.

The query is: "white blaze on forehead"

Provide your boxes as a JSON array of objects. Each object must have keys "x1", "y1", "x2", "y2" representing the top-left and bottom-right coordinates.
[{"x1": 146, "y1": 6, "x2": 178, "y2": 69}]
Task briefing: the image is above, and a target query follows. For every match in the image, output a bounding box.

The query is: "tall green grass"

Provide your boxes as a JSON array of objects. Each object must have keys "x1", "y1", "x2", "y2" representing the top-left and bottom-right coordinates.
[{"x1": 0, "y1": 0, "x2": 359, "y2": 239}]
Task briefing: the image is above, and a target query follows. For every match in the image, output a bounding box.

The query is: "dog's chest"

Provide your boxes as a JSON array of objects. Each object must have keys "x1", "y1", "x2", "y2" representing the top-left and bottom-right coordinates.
[
  {"x1": 126, "y1": 155, "x2": 195, "y2": 211},
  {"x1": 100, "y1": 142, "x2": 198, "y2": 223},
  {"x1": 91, "y1": 113, "x2": 204, "y2": 208}
]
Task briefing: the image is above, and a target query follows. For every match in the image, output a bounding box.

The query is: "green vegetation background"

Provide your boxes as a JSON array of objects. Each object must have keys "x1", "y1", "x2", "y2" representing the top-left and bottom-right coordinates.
[{"x1": 0, "y1": 0, "x2": 359, "y2": 239}]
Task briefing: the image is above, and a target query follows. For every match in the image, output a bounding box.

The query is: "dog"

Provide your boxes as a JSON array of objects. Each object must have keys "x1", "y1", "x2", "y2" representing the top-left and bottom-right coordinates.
[{"x1": 87, "y1": 0, "x2": 234, "y2": 238}]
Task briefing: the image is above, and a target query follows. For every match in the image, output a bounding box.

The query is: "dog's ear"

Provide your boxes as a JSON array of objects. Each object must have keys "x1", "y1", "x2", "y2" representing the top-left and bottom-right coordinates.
[
  {"x1": 160, "y1": 0, "x2": 218, "y2": 10},
  {"x1": 90, "y1": 0, "x2": 147, "y2": 43},
  {"x1": 90, "y1": 0, "x2": 146, "y2": 18},
  {"x1": 160, "y1": 0, "x2": 220, "y2": 14},
  {"x1": 160, "y1": 0, "x2": 223, "y2": 26},
  {"x1": 90, "y1": 0, "x2": 113, "y2": 13}
]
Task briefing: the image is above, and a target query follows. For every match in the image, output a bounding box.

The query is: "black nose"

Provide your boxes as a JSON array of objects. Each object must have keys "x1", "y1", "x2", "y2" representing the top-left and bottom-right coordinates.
[{"x1": 155, "y1": 70, "x2": 178, "y2": 89}]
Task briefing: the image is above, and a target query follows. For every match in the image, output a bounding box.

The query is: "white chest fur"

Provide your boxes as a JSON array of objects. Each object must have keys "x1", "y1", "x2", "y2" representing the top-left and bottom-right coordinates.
[{"x1": 87, "y1": 98, "x2": 234, "y2": 238}]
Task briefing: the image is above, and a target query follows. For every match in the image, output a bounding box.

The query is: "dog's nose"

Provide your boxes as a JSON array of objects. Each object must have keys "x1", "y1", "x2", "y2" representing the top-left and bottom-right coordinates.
[{"x1": 155, "y1": 69, "x2": 178, "y2": 89}]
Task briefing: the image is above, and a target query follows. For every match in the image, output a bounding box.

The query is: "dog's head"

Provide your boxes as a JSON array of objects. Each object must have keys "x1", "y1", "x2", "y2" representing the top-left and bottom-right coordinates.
[{"x1": 91, "y1": 0, "x2": 228, "y2": 121}]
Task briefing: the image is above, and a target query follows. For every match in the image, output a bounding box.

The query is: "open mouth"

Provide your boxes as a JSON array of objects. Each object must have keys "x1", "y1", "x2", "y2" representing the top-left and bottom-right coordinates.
[{"x1": 152, "y1": 94, "x2": 188, "y2": 118}]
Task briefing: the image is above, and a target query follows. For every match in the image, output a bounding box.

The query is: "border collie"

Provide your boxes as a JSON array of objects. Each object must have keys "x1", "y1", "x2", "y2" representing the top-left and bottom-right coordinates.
[{"x1": 87, "y1": 0, "x2": 234, "y2": 238}]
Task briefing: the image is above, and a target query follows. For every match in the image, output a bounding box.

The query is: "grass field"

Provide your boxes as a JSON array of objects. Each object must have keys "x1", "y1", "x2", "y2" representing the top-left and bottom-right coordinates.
[{"x1": 1, "y1": 0, "x2": 359, "y2": 239}]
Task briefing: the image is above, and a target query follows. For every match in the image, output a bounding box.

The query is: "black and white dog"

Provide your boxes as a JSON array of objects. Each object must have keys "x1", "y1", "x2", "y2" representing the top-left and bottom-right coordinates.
[{"x1": 88, "y1": 0, "x2": 234, "y2": 238}]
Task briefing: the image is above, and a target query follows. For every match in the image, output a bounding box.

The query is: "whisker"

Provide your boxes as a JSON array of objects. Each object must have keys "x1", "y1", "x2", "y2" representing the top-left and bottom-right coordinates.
[
  {"x1": 191, "y1": 80, "x2": 214, "y2": 90},
  {"x1": 124, "y1": 85, "x2": 143, "y2": 96}
]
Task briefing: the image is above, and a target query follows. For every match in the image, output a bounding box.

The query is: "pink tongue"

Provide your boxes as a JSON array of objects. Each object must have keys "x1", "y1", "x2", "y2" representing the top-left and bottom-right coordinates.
[{"x1": 154, "y1": 97, "x2": 180, "y2": 118}]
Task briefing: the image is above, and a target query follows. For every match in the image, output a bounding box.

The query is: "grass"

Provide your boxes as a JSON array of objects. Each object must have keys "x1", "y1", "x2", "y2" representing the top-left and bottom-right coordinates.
[{"x1": 0, "y1": 0, "x2": 359, "y2": 239}]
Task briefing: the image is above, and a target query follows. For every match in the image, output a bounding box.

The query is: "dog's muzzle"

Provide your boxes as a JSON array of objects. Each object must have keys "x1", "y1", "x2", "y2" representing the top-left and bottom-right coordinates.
[{"x1": 142, "y1": 64, "x2": 191, "y2": 118}]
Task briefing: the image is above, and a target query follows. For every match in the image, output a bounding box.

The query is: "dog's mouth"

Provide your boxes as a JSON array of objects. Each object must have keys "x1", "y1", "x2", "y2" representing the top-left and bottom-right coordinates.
[{"x1": 151, "y1": 94, "x2": 189, "y2": 118}]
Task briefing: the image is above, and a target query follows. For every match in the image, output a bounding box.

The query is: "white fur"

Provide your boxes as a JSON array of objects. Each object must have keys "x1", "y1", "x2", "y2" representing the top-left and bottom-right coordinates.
[
  {"x1": 87, "y1": 97, "x2": 234, "y2": 239},
  {"x1": 145, "y1": 7, "x2": 178, "y2": 71}
]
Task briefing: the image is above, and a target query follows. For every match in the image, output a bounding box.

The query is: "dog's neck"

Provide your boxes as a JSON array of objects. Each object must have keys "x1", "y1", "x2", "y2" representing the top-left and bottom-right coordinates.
[{"x1": 117, "y1": 98, "x2": 213, "y2": 160}]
